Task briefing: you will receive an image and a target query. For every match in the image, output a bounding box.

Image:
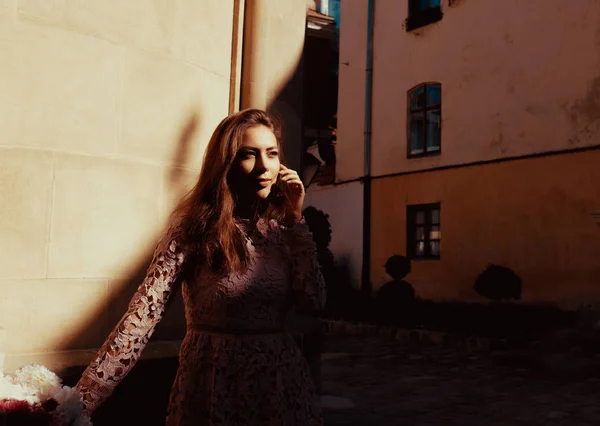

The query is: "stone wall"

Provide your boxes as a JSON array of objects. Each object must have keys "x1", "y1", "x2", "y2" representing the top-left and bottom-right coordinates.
[{"x1": 0, "y1": 0, "x2": 308, "y2": 373}]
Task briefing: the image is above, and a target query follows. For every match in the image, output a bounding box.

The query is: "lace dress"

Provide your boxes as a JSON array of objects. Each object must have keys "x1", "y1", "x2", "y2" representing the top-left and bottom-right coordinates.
[{"x1": 76, "y1": 217, "x2": 325, "y2": 426}]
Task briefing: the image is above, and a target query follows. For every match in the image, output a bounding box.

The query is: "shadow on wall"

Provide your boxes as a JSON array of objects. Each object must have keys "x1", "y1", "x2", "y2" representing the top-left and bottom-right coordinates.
[
  {"x1": 474, "y1": 264, "x2": 523, "y2": 301},
  {"x1": 59, "y1": 112, "x2": 201, "y2": 357},
  {"x1": 57, "y1": 115, "x2": 202, "y2": 426},
  {"x1": 295, "y1": 204, "x2": 578, "y2": 339},
  {"x1": 60, "y1": 26, "x2": 306, "y2": 362},
  {"x1": 369, "y1": 256, "x2": 577, "y2": 338},
  {"x1": 376, "y1": 255, "x2": 416, "y2": 325},
  {"x1": 302, "y1": 206, "x2": 372, "y2": 321},
  {"x1": 52, "y1": 12, "x2": 308, "y2": 425}
]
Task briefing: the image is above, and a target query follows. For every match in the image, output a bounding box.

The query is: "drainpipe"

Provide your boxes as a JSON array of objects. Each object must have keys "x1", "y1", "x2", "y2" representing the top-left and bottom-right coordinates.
[
  {"x1": 361, "y1": 0, "x2": 375, "y2": 295},
  {"x1": 240, "y1": 0, "x2": 269, "y2": 110},
  {"x1": 229, "y1": 0, "x2": 246, "y2": 114}
]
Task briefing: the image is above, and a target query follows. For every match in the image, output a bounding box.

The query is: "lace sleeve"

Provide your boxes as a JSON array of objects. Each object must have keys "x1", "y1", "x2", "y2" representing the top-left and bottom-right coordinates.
[
  {"x1": 76, "y1": 224, "x2": 187, "y2": 416},
  {"x1": 286, "y1": 218, "x2": 326, "y2": 313}
]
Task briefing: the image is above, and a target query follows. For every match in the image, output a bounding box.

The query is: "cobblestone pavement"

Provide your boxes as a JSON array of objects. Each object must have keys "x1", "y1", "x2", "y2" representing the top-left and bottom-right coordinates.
[
  {"x1": 320, "y1": 335, "x2": 600, "y2": 426},
  {"x1": 68, "y1": 334, "x2": 600, "y2": 426}
]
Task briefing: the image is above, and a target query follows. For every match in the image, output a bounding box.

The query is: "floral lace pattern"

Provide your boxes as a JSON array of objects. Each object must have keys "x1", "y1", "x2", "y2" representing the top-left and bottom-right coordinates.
[{"x1": 76, "y1": 218, "x2": 325, "y2": 425}]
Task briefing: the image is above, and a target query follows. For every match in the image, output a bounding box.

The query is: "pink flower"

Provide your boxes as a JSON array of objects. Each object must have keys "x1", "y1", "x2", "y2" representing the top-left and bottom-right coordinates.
[
  {"x1": 0, "y1": 398, "x2": 32, "y2": 412},
  {"x1": 0, "y1": 398, "x2": 55, "y2": 426}
]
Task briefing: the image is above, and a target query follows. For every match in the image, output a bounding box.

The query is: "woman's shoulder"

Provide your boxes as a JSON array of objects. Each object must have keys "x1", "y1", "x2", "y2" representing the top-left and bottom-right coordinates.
[
  {"x1": 166, "y1": 211, "x2": 186, "y2": 233},
  {"x1": 261, "y1": 218, "x2": 313, "y2": 243},
  {"x1": 156, "y1": 212, "x2": 187, "y2": 250}
]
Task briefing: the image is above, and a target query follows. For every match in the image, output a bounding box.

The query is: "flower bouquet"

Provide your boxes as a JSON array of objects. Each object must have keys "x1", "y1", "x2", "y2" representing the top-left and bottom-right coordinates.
[{"x1": 0, "y1": 364, "x2": 92, "y2": 426}]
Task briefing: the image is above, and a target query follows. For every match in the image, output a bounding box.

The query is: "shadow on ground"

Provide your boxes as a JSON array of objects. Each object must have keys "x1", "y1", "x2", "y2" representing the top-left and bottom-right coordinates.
[
  {"x1": 63, "y1": 331, "x2": 600, "y2": 426},
  {"x1": 64, "y1": 359, "x2": 177, "y2": 426}
]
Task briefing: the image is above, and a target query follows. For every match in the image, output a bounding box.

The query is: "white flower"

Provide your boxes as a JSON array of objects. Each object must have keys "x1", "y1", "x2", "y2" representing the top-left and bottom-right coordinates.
[
  {"x1": 51, "y1": 384, "x2": 93, "y2": 426},
  {"x1": 0, "y1": 373, "x2": 39, "y2": 404},
  {"x1": 52, "y1": 385, "x2": 81, "y2": 422},
  {"x1": 1, "y1": 365, "x2": 93, "y2": 425},
  {"x1": 13, "y1": 364, "x2": 61, "y2": 399},
  {"x1": 73, "y1": 415, "x2": 93, "y2": 426}
]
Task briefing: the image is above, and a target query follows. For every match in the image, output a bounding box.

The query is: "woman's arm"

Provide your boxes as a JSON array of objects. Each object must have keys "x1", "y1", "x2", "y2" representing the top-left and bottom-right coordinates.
[
  {"x1": 76, "y1": 223, "x2": 187, "y2": 416},
  {"x1": 286, "y1": 219, "x2": 326, "y2": 313}
]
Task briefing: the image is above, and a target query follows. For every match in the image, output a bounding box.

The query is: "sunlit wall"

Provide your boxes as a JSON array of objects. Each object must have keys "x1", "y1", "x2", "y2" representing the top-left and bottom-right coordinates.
[{"x1": 0, "y1": 0, "x2": 307, "y2": 372}]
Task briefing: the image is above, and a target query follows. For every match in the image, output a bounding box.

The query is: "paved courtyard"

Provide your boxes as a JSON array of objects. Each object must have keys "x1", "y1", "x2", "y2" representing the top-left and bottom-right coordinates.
[
  {"x1": 71, "y1": 333, "x2": 600, "y2": 425},
  {"x1": 320, "y1": 335, "x2": 600, "y2": 426}
]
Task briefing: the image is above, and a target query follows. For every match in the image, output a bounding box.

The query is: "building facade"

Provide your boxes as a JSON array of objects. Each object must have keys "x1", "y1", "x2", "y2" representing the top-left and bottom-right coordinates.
[
  {"x1": 308, "y1": 0, "x2": 600, "y2": 306},
  {"x1": 0, "y1": 0, "x2": 308, "y2": 373}
]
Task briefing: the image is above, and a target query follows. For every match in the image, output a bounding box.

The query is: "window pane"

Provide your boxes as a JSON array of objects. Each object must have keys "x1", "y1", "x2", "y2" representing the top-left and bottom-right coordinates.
[
  {"x1": 412, "y1": 0, "x2": 440, "y2": 13},
  {"x1": 410, "y1": 86, "x2": 425, "y2": 110},
  {"x1": 426, "y1": 110, "x2": 441, "y2": 152},
  {"x1": 409, "y1": 112, "x2": 425, "y2": 155},
  {"x1": 416, "y1": 241, "x2": 425, "y2": 256},
  {"x1": 426, "y1": 84, "x2": 441, "y2": 106},
  {"x1": 415, "y1": 211, "x2": 425, "y2": 225},
  {"x1": 429, "y1": 226, "x2": 440, "y2": 240},
  {"x1": 430, "y1": 240, "x2": 440, "y2": 256},
  {"x1": 415, "y1": 226, "x2": 426, "y2": 240},
  {"x1": 431, "y1": 209, "x2": 440, "y2": 224}
]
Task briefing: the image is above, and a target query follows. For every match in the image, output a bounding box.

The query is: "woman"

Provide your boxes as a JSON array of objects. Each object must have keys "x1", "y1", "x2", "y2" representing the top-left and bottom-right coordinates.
[{"x1": 76, "y1": 109, "x2": 326, "y2": 425}]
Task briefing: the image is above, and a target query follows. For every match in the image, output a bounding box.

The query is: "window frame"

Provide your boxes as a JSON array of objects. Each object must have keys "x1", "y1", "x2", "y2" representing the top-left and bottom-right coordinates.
[
  {"x1": 406, "y1": 0, "x2": 443, "y2": 32},
  {"x1": 406, "y1": 82, "x2": 442, "y2": 158},
  {"x1": 406, "y1": 202, "x2": 441, "y2": 260}
]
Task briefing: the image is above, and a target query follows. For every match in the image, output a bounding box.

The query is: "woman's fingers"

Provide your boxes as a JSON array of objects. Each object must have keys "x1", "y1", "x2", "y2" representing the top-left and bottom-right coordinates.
[
  {"x1": 280, "y1": 173, "x2": 299, "y2": 181},
  {"x1": 279, "y1": 166, "x2": 303, "y2": 192},
  {"x1": 279, "y1": 168, "x2": 299, "y2": 178}
]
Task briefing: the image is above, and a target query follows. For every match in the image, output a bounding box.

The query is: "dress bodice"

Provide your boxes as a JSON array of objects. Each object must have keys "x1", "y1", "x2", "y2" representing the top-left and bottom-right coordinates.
[
  {"x1": 183, "y1": 219, "x2": 294, "y2": 331},
  {"x1": 75, "y1": 216, "x2": 325, "y2": 417}
]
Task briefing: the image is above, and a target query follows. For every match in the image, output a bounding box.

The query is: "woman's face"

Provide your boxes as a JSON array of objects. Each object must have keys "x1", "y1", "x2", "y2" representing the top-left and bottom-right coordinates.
[{"x1": 231, "y1": 125, "x2": 281, "y2": 200}]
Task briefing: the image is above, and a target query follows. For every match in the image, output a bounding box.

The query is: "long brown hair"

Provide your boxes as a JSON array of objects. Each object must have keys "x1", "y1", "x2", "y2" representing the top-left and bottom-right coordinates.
[{"x1": 172, "y1": 109, "x2": 289, "y2": 273}]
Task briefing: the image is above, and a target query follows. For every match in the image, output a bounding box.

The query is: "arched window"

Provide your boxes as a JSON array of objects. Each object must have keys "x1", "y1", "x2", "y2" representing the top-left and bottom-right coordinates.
[{"x1": 407, "y1": 83, "x2": 441, "y2": 157}]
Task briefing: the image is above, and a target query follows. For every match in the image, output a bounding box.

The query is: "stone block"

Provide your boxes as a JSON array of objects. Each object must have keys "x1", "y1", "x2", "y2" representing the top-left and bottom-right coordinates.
[
  {"x1": 0, "y1": 17, "x2": 123, "y2": 155},
  {"x1": 0, "y1": 278, "x2": 109, "y2": 353},
  {"x1": 0, "y1": 148, "x2": 53, "y2": 279},
  {"x1": 172, "y1": 0, "x2": 233, "y2": 77},
  {"x1": 0, "y1": 0, "x2": 11, "y2": 16},
  {"x1": 160, "y1": 166, "x2": 200, "y2": 222},
  {"x1": 118, "y1": 49, "x2": 229, "y2": 168},
  {"x1": 16, "y1": 0, "x2": 67, "y2": 24},
  {"x1": 47, "y1": 153, "x2": 162, "y2": 278},
  {"x1": 18, "y1": 0, "x2": 176, "y2": 56},
  {"x1": 18, "y1": 0, "x2": 234, "y2": 78}
]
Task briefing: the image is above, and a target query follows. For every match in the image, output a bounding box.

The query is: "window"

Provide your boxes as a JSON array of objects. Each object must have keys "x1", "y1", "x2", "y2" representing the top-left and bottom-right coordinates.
[
  {"x1": 407, "y1": 83, "x2": 441, "y2": 157},
  {"x1": 406, "y1": 0, "x2": 443, "y2": 31},
  {"x1": 407, "y1": 203, "x2": 441, "y2": 260}
]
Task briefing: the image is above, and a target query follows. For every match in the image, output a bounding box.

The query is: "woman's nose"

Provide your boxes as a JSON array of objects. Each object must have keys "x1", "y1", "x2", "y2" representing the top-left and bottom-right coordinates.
[{"x1": 254, "y1": 154, "x2": 268, "y2": 173}]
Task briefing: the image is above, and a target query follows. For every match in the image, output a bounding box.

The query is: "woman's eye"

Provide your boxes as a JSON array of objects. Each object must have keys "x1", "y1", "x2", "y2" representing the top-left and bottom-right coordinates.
[
  {"x1": 269, "y1": 151, "x2": 279, "y2": 157},
  {"x1": 239, "y1": 151, "x2": 255, "y2": 158}
]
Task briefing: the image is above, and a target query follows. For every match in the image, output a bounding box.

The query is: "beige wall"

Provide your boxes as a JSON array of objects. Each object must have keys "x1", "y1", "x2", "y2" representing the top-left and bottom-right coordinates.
[
  {"x1": 335, "y1": 0, "x2": 368, "y2": 181},
  {"x1": 240, "y1": 0, "x2": 307, "y2": 171},
  {"x1": 334, "y1": 0, "x2": 600, "y2": 306},
  {"x1": 340, "y1": 0, "x2": 600, "y2": 178},
  {"x1": 371, "y1": 149, "x2": 600, "y2": 307},
  {"x1": 265, "y1": 0, "x2": 309, "y2": 172},
  {"x1": 305, "y1": 182, "x2": 363, "y2": 289},
  {"x1": 0, "y1": 0, "x2": 307, "y2": 372}
]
